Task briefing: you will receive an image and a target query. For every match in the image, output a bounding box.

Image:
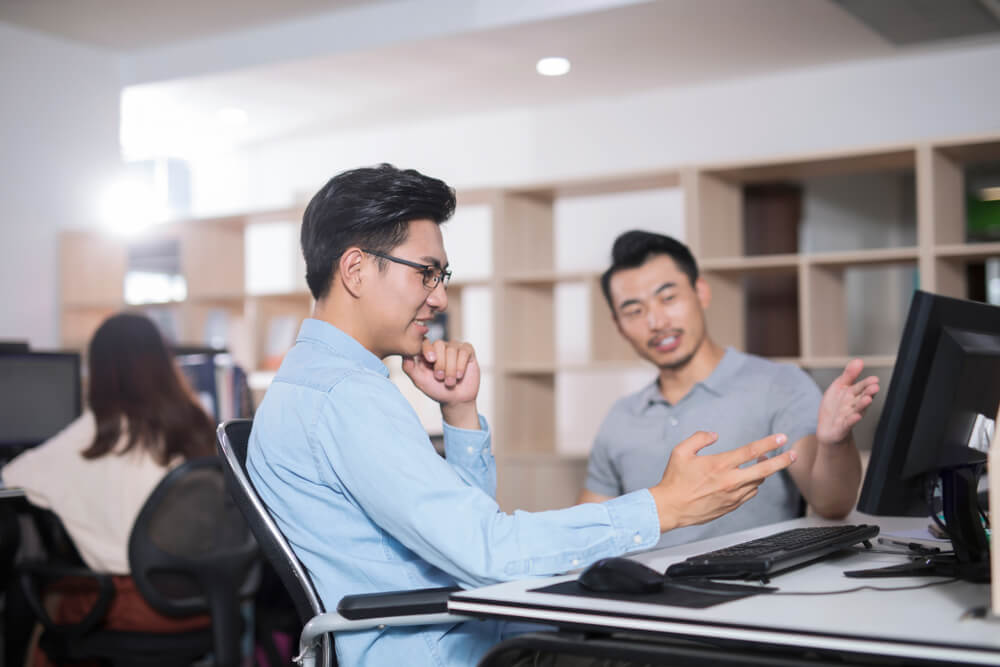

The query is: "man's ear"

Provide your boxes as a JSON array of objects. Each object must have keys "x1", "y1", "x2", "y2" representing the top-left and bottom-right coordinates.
[
  {"x1": 339, "y1": 247, "x2": 366, "y2": 297},
  {"x1": 695, "y1": 276, "x2": 711, "y2": 310}
]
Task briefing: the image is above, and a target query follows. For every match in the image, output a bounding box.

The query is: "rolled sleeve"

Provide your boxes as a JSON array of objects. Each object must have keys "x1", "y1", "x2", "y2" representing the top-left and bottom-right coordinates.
[{"x1": 443, "y1": 415, "x2": 495, "y2": 497}]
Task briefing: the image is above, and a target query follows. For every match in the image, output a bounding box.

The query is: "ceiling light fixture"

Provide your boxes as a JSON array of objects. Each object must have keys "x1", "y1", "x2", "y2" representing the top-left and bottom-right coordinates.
[{"x1": 536, "y1": 57, "x2": 571, "y2": 77}]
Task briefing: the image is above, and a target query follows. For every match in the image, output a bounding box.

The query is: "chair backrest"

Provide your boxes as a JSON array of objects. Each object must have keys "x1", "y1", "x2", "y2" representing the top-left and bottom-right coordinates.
[
  {"x1": 217, "y1": 419, "x2": 335, "y2": 667},
  {"x1": 129, "y1": 456, "x2": 260, "y2": 667},
  {"x1": 216, "y1": 419, "x2": 326, "y2": 621}
]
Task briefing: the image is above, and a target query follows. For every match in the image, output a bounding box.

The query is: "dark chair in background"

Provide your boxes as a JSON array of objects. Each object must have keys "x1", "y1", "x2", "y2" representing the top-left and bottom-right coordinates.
[
  {"x1": 217, "y1": 419, "x2": 459, "y2": 667},
  {"x1": 16, "y1": 457, "x2": 260, "y2": 667}
]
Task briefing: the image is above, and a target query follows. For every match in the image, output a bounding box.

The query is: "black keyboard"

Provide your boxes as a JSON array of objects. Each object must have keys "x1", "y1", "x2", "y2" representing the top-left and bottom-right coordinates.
[{"x1": 665, "y1": 524, "x2": 880, "y2": 580}]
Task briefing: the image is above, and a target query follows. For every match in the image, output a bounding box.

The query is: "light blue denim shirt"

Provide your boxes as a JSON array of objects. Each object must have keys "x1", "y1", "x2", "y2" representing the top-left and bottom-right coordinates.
[{"x1": 248, "y1": 318, "x2": 660, "y2": 667}]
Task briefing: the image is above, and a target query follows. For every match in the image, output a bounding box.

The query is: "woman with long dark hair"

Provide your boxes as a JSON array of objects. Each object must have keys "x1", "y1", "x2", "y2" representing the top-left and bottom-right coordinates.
[{"x1": 2, "y1": 312, "x2": 217, "y2": 665}]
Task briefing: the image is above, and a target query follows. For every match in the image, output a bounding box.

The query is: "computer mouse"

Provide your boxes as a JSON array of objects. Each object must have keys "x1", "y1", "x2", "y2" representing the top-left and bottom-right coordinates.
[{"x1": 577, "y1": 557, "x2": 664, "y2": 594}]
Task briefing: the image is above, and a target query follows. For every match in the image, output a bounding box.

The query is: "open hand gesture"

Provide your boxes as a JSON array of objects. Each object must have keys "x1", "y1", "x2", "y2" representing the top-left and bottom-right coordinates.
[{"x1": 816, "y1": 359, "x2": 879, "y2": 447}]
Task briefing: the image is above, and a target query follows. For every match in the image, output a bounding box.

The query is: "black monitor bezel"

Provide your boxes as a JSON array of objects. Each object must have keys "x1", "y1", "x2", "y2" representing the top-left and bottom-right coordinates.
[
  {"x1": 857, "y1": 290, "x2": 1000, "y2": 517},
  {"x1": 0, "y1": 351, "x2": 82, "y2": 450}
]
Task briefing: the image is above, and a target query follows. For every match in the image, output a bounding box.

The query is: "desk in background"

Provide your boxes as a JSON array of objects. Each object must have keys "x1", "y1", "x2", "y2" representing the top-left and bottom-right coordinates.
[{"x1": 451, "y1": 514, "x2": 1000, "y2": 666}]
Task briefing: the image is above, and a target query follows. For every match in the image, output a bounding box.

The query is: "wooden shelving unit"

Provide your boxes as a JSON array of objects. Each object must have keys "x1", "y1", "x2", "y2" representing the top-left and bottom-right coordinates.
[{"x1": 60, "y1": 133, "x2": 1000, "y2": 513}]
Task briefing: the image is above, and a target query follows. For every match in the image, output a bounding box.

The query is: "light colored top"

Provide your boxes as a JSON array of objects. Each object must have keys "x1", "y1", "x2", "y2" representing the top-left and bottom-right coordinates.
[
  {"x1": 585, "y1": 347, "x2": 821, "y2": 548},
  {"x1": 1, "y1": 410, "x2": 173, "y2": 573},
  {"x1": 248, "y1": 318, "x2": 660, "y2": 667}
]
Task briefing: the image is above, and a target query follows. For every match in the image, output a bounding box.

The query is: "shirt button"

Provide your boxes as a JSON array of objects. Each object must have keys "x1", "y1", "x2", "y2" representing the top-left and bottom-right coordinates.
[
  {"x1": 633, "y1": 534, "x2": 642, "y2": 545},
  {"x1": 571, "y1": 559, "x2": 580, "y2": 567},
  {"x1": 669, "y1": 417, "x2": 679, "y2": 427},
  {"x1": 466, "y1": 446, "x2": 475, "y2": 454}
]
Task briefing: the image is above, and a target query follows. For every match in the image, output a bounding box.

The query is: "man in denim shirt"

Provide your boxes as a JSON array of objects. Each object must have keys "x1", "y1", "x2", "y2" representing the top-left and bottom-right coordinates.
[{"x1": 248, "y1": 164, "x2": 796, "y2": 667}]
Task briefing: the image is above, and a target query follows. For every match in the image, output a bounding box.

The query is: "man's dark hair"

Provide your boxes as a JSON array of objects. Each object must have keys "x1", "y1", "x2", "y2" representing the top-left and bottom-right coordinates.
[
  {"x1": 599, "y1": 230, "x2": 700, "y2": 314},
  {"x1": 301, "y1": 163, "x2": 457, "y2": 300}
]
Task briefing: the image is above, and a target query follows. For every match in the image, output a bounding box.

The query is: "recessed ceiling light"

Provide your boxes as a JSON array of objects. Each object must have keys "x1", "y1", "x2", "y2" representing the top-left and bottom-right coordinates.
[{"x1": 536, "y1": 57, "x2": 571, "y2": 77}]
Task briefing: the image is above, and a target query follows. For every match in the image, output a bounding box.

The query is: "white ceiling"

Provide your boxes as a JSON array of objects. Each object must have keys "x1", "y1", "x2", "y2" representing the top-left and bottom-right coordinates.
[
  {"x1": 0, "y1": 0, "x2": 369, "y2": 50},
  {"x1": 2, "y1": 0, "x2": 996, "y2": 159}
]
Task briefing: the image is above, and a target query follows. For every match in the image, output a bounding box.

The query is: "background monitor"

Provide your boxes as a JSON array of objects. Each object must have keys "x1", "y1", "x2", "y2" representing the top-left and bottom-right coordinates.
[
  {"x1": 855, "y1": 291, "x2": 1000, "y2": 581},
  {"x1": 0, "y1": 352, "x2": 82, "y2": 455}
]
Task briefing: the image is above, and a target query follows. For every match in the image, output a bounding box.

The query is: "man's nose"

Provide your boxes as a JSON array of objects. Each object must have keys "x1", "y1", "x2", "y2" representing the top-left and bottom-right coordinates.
[{"x1": 426, "y1": 281, "x2": 448, "y2": 311}]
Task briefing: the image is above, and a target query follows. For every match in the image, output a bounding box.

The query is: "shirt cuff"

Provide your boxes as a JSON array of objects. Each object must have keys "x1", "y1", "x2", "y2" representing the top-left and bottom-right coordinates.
[
  {"x1": 442, "y1": 415, "x2": 492, "y2": 463},
  {"x1": 603, "y1": 489, "x2": 660, "y2": 552}
]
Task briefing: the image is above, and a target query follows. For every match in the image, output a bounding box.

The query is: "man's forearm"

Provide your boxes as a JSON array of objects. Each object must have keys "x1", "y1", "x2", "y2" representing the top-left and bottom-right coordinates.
[{"x1": 807, "y1": 434, "x2": 862, "y2": 517}]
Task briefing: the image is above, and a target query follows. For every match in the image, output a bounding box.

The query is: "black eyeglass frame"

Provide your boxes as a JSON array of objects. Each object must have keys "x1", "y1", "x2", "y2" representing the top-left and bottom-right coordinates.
[{"x1": 362, "y1": 249, "x2": 452, "y2": 289}]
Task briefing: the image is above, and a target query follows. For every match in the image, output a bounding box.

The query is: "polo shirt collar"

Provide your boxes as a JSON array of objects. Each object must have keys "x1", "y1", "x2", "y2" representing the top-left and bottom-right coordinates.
[
  {"x1": 636, "y1": 347, "x2": 745, "y2": 413},
  {"x1": 297, "y1": 318, "x2": 390, "y2": 377}
]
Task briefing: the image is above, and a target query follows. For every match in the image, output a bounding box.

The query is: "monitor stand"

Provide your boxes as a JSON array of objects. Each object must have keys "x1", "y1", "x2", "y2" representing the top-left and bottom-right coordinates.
[{"x1": 845, "y1": 465, "x2": 990, "y2": 583}]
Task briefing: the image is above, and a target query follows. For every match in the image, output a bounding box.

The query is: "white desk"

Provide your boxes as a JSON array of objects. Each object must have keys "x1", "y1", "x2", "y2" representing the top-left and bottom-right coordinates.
[{"x1": 450, "y1": 513, "x2": 1000, "y2": 665}]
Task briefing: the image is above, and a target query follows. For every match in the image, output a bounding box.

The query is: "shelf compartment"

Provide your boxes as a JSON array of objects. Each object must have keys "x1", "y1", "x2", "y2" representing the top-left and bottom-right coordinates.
[
  {"x1": 702, "y1": 265, "x2": 801, "y2": 358},
  {"x1": 497, "y1": 373, "x2": 555, "y2": 456},
  {"x1": 493, "y1": 192, "x2": 554, "y2": 275},
  {"x1": 496, "y1": 455, "x2": 588, "y2": 513},
  {"x1": 499, "y1": 284, "x2": 554, "y2": 366},
  {"x1": 802, "y1": 263, "x2": 916, "y2": 359},
  {"x1": 60, "y1": 232, "x2": 127, "y2": 308}
]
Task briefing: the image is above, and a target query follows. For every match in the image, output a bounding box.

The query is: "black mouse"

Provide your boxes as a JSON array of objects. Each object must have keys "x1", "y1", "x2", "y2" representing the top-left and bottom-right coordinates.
[{"x1": 577, "y1": 557, "x2": 664, "y2": 594}]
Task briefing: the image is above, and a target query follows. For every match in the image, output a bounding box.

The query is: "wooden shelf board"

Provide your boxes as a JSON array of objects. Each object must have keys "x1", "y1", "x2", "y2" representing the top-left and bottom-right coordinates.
[
  {"x1": 502, "y1": 270, "x2": 598, "y2": 284},
  {"x1": 508, "y1": 169, "x2": 681, "y2": 199},
  {"x1": 935, "y1": 137, "x2": 1000, "y2": 164},
  {"x1": 246, "y1": 290, "x2": 313, "y2": 301},
  {"x1": 934, "y1": 242, "x2": 1000, "y2": 260},
  {"x1": 806, "y1": 247, "x2": 919, "y2": 267},
  {"x1": 62, "y1": 300, "x2": 125, "y2": 310},
  {"x1": 707, "y1": 147, "x2": 915, "y2": 184},
  {"x1": 701, "y1": 254, "x2": 800, "y2": 272},
  {"x1": 450, "y1": 277, "x2": 492, "y2": 288},
  {"x1": 800, "y1": 355, "x2": 896, "y2": 369},
  {"x1": 502, "y1": 362, "x2": 558, "y2": 374},
  {"x1": 496, "y1": 451, "x2": 589, "y2": 464}
]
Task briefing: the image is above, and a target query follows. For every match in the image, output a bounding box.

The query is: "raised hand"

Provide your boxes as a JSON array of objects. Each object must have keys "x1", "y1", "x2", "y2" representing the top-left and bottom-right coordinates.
[
  {"x1": 402, "y1": 338, "x2": 480, "y2": 428},
  {"x1": 816, "y1": 359, "x2": 880, "y2": 447},
  {"x1": 649, "y1": 431, "x2": 796, "y2": 533}
]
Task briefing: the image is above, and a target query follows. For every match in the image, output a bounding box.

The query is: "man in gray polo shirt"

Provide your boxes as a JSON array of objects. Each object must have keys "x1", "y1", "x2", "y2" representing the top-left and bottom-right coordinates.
[{"x1": 579, "y1": 230, "x2": 880, "y2": 548}]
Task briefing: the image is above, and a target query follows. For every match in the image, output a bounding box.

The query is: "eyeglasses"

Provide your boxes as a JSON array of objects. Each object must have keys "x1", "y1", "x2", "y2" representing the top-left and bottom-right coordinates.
[{"x1": 363, "y1": 249, "x2": 452, "y2": 290}]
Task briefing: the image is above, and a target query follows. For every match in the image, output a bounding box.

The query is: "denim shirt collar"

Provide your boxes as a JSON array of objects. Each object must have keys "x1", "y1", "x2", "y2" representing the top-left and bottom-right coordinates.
[{"x1": 296, "y1": 318, "x2": 390, "y2": 378}]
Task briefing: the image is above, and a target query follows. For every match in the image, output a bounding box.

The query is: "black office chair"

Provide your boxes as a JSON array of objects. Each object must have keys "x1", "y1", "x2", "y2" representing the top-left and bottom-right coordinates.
[
  {"x1": 217, "y1": 418, "x2": 460, "y2": 667},
  {"x1": 17, "y1": 457, "x2": 260, "y2": 667}
]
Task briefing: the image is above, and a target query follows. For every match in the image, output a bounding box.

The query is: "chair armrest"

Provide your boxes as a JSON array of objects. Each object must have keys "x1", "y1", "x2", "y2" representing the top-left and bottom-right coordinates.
[
  {"x1": 295, "y1": 587, "x2": 463, "y2": 667},
  {"x1": 16, "y1": 561, "x2": 115, "y2": 638},
  {"x1": 336, "y1": 585, "x2": 460, "y2": 620}
]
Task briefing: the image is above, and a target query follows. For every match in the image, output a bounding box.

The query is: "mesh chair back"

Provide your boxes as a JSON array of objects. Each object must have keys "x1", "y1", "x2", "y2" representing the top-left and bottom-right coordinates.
[
  {"x1": 129, "y1": 457, "x2": 260, "y2": 667},
  {"x1": 218, "y1": 419, "x2": 335, "y2": 667}
]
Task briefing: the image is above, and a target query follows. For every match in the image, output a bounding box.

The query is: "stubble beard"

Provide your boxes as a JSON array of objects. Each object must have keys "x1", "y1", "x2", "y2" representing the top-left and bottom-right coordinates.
[{"x1": 657, "y1": 329, "x2": 706, "y2": 372}]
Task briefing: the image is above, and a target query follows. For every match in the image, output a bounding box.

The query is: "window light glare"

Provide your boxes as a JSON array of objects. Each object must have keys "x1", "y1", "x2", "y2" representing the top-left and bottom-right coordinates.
[
  {"x1": 536, "y1": 57, "x2": 571, "y2": 77},
  {"x1": 98, "y1": 178, "x2": 166, "y2": 236},
  {"x1": 216, "y1": 107, "x2": 249, "y2": 125}
]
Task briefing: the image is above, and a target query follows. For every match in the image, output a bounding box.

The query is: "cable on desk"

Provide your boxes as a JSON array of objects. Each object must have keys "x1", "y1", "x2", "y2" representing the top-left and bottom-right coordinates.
[
  {"x1": 769, "y1": 578, "x2": 960, "y2": 596},
  {"x1": 664, "y1": 577, "x2": 961, "y2": 598}
]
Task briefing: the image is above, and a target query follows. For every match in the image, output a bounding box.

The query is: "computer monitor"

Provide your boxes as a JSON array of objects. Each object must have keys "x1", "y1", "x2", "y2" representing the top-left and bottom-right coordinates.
[
  {"x1": 0, "y1": 352, "x2": 82, "y2": 459},
  {"x1": 856, "y1": 290, "x2": 1000, "y2": 581}
]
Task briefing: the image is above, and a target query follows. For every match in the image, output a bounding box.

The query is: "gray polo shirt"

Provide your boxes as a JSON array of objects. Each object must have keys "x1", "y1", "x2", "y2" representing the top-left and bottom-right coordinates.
[{"x1": 585, "y1": 347, "x2": 821, "y2": 548}]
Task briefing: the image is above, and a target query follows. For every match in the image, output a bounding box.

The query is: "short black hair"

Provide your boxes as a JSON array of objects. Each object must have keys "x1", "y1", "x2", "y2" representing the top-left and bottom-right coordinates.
[
  {"x1": 599, "y1": 230, "x2": 699, "y2": 314},
  {"x1": 301, "y1": 163, "x2": 457, "y2": 300}
]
